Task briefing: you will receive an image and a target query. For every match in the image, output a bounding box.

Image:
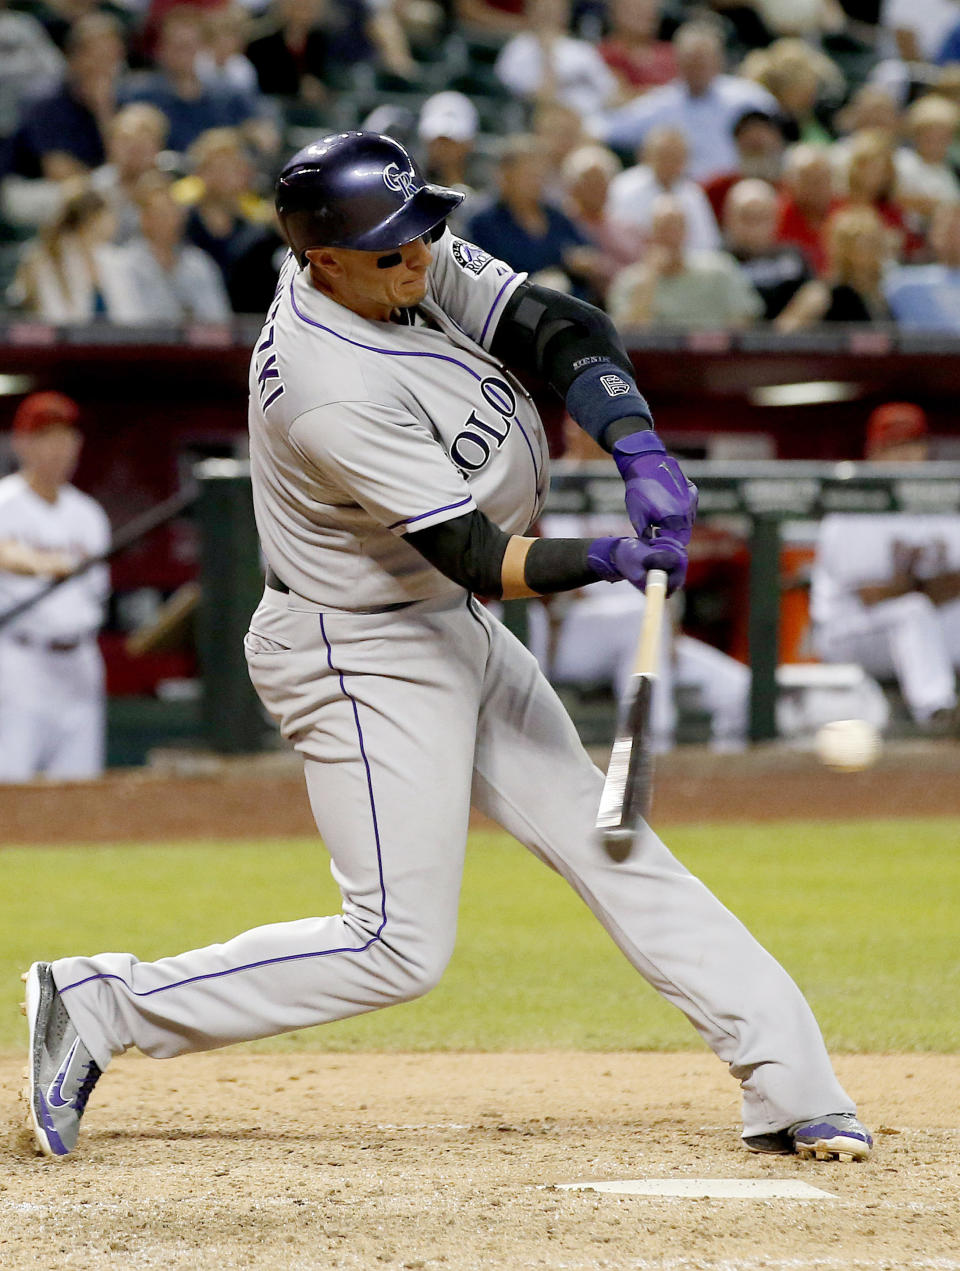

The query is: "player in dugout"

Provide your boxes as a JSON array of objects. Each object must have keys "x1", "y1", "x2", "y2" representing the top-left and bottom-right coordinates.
[
  {"x1": 23, "y1": 133, "x2": 872, "y2": 1166},
  {"x1": 0, "y1": 392, "x2": 110, "y2": 783}
]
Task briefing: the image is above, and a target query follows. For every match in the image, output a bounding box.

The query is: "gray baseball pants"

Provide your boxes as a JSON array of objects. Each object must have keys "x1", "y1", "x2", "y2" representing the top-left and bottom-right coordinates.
[{"x1": 54, "y1": 587, "x2": 854, "y2": 1136}]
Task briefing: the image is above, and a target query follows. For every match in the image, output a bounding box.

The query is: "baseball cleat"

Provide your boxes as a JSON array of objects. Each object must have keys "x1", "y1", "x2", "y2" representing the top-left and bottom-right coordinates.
[
  {"x1": 22, "y1": 962, "x2": 101, "y2": 1158},
  {"x1": 744, "y1": 1113, "x2": 873, "y2": 1162}
]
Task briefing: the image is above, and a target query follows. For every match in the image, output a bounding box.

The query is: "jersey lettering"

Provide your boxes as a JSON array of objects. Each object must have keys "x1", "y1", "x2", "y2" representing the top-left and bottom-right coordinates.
[
  {"x1": 256, "y1": 293, "x2": 286, "y2": 412},
  {"x1": 449, "y1": 376, "x2": 517, "y2": 474}
]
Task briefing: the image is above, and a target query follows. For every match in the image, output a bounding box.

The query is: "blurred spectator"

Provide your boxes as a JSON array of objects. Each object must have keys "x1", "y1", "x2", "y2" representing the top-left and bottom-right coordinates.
[
  {"x1": 723, "y1": 178, "x2": 814, "y2": 321},
  {"x1": 885, "y1": 199, "x2": 960, "y2": 329},
  {"x1": 600, "y1": 21, "x2": 777, "y2": 182},
  {"x1": 703, "y1": 107, "x2": 787, "y2": 223},
  {"x1": 6, "y1": 13, "x2": 125, "y2": 180},
  {"x1": 830, "y1": 83, "x2": 902, "y2": 183},
  {"x1": 453, "y1": 0, "x2": 528, "y2": 36},
  {"x1": 894, "y1": 94, "x2": 960, "y2": 222},
  {"x1": 605, "y1": 125, "x2": 721, "y2": 251},
  {"x1": 778, "y1": 204, "x2": 893, "y2": 327},
  {"x1": 417, "y1": 91, "x2": 479, "y2": 228},
  {"x1": 176, "y1": 127, "x2": 269, "y2": 290},
  {"x1": 740, "y1": 37, "x2": 843, "y2": 146},
  {"x1": 494, "y1": 0, "x2": 617, "y2": 116},
  {"x1": 880, "y1": 0, "x2": 960, "y2": 62},
  {"x1": 607, "y1": 193, "x2": 763, "y2": 328},
  {"x1": 114, "y1": 171, "x2": 231, "y2": 322},
  {"x1": 775, "y1": 142, "x2": 841, "y2": 273},
  {"x1": 9, "y1": 180, "x2": 133, "y2": 319},
  {"x1": 226, "y1": 209, "x2": 286, "y2": 313},
  {"x1": 364, "y1": 0, "x2": 418, "y2": 82},
  {"x1": 533, "y1": 99, "x2": 586, "y2": 202},
  {"x1": 839, "y1": 126, "x2": 913, "y2": 255},
  {"x1": 465, "y1": 135, "x2": 593, "y2": 292},
  {"x1": 120, "y1": 7, "x2": 263, "y2": 156},
  {"x1": 810, "y1": 401, "x2": 960, "y2": 737},
  {"x1": 23, "y1": 0, "x2": 133, "y2": 52},
  {"x1": 0, "y1": 1, "x2": 64, "y2": 141},
  {"x1": 197, "y1": 4, "x2": 258, "y2": 96},
  {"x1": 752, "y1": 0, "x2": 847, "y2": 38},
  {"x1": 597, "y1": 0, "x2": 677, "y2": 101},
  {"x1": 561, "y1": 143, "x2": 644, "y2": 298},
  {"x1": 0, "y1": 391, "x2": 110, "y2": 782},
  {"x1": 937, "y1": 9, "x2": 960, "y2": 62},
  {"x1": 245, "y1": 0, "x2": 330, "y2": 101},
  {"x1": 91, "y1": 102, "x2": 169, "y2": 243}
]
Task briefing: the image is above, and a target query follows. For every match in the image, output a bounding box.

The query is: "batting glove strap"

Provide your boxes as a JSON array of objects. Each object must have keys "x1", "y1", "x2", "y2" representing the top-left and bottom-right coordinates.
[{"x1": 564, "y1": 362, "x2": 654, "y2": 445}]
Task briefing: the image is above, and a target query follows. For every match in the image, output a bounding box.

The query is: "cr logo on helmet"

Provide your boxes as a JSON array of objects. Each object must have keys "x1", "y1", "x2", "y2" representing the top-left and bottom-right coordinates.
[{"x1": 383, "y1": 163, "x2": 419, "y2": 199}]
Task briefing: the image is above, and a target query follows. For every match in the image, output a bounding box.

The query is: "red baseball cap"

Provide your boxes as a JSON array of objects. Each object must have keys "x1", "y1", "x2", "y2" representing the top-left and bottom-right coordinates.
[
  {"x1": 12, "y1": 391, "x2": 80, "y2": 434},
  {"x1": 865, "y1": 402, "x2": 927, "y2": 456}
]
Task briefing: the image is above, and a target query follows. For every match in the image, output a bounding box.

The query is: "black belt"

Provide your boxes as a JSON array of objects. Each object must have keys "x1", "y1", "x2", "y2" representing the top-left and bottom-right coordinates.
[
  {"x1": 264, "y1": 567, "x2": 415, "y2": 614},
  {"x1": 13, "y1": 633, "x2": 85, "y2": 653}
]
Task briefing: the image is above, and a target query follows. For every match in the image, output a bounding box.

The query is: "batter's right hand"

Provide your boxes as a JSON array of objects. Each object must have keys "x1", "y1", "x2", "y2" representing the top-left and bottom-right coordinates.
[{"x1": 587, "y1": 535, "x2": 688, "y2": 595}]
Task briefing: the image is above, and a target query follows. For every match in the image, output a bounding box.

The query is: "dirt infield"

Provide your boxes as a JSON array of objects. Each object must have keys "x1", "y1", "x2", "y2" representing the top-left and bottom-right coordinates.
[
  {"x1": 3, "y1": 742, "x2": 960, "y2": 844},
  {"x1": 2, "y1": 1052, "x2": 958, "y2": 1270}
]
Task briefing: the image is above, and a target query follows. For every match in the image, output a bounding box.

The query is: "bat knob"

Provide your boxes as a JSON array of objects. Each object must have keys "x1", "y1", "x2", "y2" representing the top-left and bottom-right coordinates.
[{"x1": 600, "y1": 827, "x2": 635, "y2": 863}]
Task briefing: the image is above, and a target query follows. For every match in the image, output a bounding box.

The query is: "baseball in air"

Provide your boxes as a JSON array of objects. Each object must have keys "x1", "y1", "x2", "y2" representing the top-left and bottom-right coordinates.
[{"x1": 814, "y1": 719, "x2": 881, "y2": 771}]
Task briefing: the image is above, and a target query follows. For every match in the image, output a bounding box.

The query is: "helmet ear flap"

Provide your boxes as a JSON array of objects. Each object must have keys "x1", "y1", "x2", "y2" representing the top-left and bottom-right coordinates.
[{"x1": 428, "y1": 220, "x2": 447, "y2": 243}]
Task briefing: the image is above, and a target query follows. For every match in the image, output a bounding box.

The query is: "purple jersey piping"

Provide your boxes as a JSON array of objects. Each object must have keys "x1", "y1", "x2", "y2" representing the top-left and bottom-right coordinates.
[
  {"x1": 478, "y1": 274, "x2": 519, "y2": 347},
  {"x1": 388, "y1": 494, "x2": 473, "y2": 531},
  {"x1": 289, "y1": 279, "x2": 484, "y2": 379},
  {"x1": 58, "y1": 619, "x2": 388, "y2": 999},
  {"x1": 287, "y1": 274, "x2": 541, "y2": 499}
]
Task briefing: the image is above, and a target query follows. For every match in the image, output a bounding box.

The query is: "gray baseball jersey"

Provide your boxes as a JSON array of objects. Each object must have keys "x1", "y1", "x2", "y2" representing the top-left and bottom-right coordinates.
[{"x1": 248, "y1": 232, "x2": 547, "y2": 610}]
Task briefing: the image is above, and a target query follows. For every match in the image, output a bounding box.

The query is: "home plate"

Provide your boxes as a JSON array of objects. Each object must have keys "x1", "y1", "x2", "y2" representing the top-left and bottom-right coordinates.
[{"x1": 555, "y1": 1179, "x2": 837, "y2": 1200}]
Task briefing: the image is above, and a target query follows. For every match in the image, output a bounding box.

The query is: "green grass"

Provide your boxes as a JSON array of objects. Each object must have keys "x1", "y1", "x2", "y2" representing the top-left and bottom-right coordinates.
[{"x1": 2, "y1": 820, "x2": 958, "y2": 1053}]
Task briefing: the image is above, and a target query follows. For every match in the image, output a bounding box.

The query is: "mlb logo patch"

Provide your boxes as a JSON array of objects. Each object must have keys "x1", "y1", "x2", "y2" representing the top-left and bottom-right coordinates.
[
  {"x1": 600, "y1": 374, "x2": 631, "y2": 397},
  {"x1": 452, "y1": 240, "x2": 492, "y2": 275}
]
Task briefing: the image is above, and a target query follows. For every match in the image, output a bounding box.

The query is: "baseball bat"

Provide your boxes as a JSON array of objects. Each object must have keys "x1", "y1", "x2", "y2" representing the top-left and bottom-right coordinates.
[
  {"x1": 0, "y1": 485, "x2": 197, "y2": 631},
  {"x1": 595, "y1": 567, "x2": 668, "y2": 861}
]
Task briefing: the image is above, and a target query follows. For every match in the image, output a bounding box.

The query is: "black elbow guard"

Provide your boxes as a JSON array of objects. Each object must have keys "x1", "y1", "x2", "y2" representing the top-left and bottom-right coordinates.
[{"x1": 491, "y1": 282, "x2": 654, "y2": 446}]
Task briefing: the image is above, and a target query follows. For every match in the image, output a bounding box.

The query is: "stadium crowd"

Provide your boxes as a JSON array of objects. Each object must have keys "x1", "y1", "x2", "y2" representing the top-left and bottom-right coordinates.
[{"x1": 4, "y1": 0, "x2": 960, "y2": 328}]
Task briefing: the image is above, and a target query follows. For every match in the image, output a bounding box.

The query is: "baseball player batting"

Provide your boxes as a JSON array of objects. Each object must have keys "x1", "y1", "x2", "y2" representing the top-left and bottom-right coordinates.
[{"x1": 23, "y1": 132, "x2": 872, "y2": 1165}]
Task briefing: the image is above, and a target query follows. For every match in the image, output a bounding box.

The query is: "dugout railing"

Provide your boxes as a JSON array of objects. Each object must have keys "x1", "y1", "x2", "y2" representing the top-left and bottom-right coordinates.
[{"x1": 195, "y1": 459, "x2": 960, "y2": 752}]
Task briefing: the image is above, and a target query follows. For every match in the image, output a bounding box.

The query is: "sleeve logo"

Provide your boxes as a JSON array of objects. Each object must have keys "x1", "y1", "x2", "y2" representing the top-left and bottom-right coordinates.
[
  {"x1": 600, "y1": 374, "x2": 631, "y2": 397},
  {"x1": 452, "y1": 239, "x2": 492, "y2": 275}
]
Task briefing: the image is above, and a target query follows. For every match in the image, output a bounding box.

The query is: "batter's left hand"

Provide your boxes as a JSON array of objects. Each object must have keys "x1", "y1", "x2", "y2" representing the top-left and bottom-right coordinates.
[
  {"x1": 612, "y1": 430, "x2": 698, "y2": 548},
  {"x1": 587, "y1": 534, "x2": 689, "y2": 594}
]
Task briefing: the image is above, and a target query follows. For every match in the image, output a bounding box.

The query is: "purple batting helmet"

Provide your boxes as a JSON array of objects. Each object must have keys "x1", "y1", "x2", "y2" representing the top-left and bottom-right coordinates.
[{"x1": 275, "y1": 131, "x2": 465, "y2": 266}]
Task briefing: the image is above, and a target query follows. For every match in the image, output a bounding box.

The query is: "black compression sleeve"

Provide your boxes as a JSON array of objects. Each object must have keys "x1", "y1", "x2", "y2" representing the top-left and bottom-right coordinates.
[
  {"x1": 406, "y1": 509, "x2": 509, "y2": 596},
  {"x1": 404, "y1": 510, "x2": 604, "y2": 597}
]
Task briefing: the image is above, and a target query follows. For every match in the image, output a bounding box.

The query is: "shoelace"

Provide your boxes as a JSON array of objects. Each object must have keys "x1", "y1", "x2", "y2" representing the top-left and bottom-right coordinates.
[{"x1": 73, "y1": 1061, "x2": 102, "y2": 1115}]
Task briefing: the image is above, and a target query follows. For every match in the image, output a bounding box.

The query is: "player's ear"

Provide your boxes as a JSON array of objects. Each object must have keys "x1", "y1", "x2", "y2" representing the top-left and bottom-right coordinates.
[{"x1": 305, "y1": 247, "x2": 342, "y2": 281}]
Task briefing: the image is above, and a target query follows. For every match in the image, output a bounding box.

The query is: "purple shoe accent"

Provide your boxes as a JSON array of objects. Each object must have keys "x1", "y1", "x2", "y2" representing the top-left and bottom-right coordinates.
[
  {"x1": 793, "y1": 1119, "x2": 873, "y2": 1148},
  {"x1": 36, "y1": 1090, "x2": 69, "y2": 1156}
]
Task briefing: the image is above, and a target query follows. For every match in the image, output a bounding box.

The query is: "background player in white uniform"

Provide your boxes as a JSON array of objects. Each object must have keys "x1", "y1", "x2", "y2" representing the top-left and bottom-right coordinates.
[
  {"x1": 0, "y1": 392, "x2": 110, "y2": 782},
  {"x1": 811, "y1": 402, "x2": 960, "y2": 734},
  {"x1": 530, "y1": 508, "x2": 751, "y2": 752},
  {"x1": 25, "y1": 133, "x2": 871, "y2": 1166}
]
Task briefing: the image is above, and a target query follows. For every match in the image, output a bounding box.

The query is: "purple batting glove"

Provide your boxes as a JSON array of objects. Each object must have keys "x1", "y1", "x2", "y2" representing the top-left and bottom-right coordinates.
[
  {"x1": 612, "y1": 430, "x2": 698, "y2": 547},
  {"x1": 587, "y1": 535, "x2": 688, "y2": 594}
]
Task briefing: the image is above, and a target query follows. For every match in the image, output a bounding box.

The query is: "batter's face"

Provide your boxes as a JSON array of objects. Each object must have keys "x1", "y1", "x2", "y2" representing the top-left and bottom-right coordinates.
[{"x1": 306, "y1": 234, "x2": 433, "y2": 321}]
